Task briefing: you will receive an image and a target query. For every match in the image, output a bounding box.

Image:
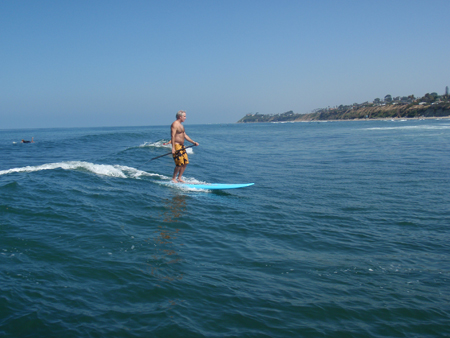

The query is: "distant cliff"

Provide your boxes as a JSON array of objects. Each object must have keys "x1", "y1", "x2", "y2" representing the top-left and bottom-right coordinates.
[{"x1": 238, "y1": 96, "x2": 450, "y2": 123}]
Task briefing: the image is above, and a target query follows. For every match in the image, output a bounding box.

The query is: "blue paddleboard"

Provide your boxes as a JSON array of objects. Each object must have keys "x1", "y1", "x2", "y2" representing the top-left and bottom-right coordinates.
[{"x1": 181, "y1": 183, "x2": 254, "y2": 190}]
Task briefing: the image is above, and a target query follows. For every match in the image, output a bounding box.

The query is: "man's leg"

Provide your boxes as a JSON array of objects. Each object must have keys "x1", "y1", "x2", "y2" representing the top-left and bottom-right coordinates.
[
  {"x1": 172, "y1": 166, "x2": 181, "y2": 183},
  {"x1": 177, "y1": 164, "x2": 187, "y2": 183}
]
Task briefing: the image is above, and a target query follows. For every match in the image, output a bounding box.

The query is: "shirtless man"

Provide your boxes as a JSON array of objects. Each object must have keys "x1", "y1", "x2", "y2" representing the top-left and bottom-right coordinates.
[{"x1": 171, "y1": 110, "x2": 199, "y2": 183}]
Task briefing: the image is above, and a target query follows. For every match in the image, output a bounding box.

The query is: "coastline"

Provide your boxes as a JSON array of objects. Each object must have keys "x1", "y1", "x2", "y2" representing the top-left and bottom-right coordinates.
[
  {"x1": 238, "y1": 94, "x2": 450, "y2": 123},
  {"x1": 259, "y1": 116, "x2": 450, "y2": 124},
  {"x1": 306, "y1": 116, "x2": 450, "y2": 122}
]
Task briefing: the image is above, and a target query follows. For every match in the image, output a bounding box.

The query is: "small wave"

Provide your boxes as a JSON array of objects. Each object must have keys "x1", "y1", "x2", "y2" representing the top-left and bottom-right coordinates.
[
  {"x1": 0, "y1": 181, "x2": 20, "y2": 190},
  {"x1": 158, "y1": 178, "x2": 213, "y2": 192},
  {"x1": 118, "y1": 140, "x2": 170, "y2": 153},
  {"x1": 0, "y1": 161, "x2": 169, "y2": 180},
  {"x1": 160, "y1": 183, "x2": 211, "y2": 192},
  {"x1": 139, "y1": 141, "x2": 194, "y2": 154},
  {"x1": 140, "y1": 140, "x2": 171, "y2": 148}
]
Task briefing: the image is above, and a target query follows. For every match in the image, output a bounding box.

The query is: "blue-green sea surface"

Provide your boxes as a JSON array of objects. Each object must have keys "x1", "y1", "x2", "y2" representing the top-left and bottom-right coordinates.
[{"x1": 1, "y1": 120, "x2": 449, "y2": 337}]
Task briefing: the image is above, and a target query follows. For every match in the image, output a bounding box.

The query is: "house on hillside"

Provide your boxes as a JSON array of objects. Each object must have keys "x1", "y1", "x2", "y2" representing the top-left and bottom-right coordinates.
[{"x1": 400, "y1": 96, "x2": 411, "y2": 103}]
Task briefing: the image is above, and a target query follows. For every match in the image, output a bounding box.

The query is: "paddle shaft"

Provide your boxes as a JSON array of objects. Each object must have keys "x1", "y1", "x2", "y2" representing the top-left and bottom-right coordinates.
[{"x1": 150, "y1": 144, "x2": 196, "y2": 161}]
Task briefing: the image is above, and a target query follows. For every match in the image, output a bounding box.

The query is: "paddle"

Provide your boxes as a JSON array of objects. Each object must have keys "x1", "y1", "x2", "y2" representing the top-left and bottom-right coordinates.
[
  {"x1": 137, "y1": 144, "x2": 196, "y2": 169},
  {"x1": 149, "y1": 144, "x2": 196, "y2": 161}
]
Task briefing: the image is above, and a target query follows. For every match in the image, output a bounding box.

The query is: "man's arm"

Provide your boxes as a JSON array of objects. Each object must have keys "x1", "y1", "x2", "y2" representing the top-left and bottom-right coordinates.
[
  {"x1": 171, "y1": 123, "x2": 177, "y2": 154},
  {"x1": 184, "y1": 133, "x2": 199, "y2": 146}
]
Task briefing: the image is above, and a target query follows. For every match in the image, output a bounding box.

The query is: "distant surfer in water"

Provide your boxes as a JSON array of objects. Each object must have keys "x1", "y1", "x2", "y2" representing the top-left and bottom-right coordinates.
[
  {"x1": 21, "y1": 137, "x2": 34, "y2": 143},
  {"x1": 171, "y1": 110, "x2": 199, "y2": 183}
]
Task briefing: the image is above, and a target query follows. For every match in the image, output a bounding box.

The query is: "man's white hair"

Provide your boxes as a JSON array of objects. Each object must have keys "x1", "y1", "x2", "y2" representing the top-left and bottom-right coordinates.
[{"x1": 176, "y1": 110, "x2": 186, "y2": 118}]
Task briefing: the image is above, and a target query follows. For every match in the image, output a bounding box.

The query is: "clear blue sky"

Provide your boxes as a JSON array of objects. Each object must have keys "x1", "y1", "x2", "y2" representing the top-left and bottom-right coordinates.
[{"x1": 2, "y1": 0, "x2": 449, "y2": 129}]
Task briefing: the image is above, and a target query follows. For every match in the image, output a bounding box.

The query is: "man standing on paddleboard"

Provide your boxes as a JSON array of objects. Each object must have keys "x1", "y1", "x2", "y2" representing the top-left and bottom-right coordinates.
[{"x1": 171, "y1": 110, "x2": 199, "y2": 183}]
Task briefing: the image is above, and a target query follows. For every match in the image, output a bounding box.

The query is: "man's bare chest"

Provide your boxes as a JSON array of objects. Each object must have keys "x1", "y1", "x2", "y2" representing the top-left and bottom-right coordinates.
[{"x1": 175, "y1": 125, "x2": 185, "y2": 134}]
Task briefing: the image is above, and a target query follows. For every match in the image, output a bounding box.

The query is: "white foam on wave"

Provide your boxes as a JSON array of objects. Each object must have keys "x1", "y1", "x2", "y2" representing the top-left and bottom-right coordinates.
[
  {"x1": 140, "y1": 140, "x2": 170, "y2": 148},
  {"x1": 0, "y1": 161, "x2": 169, "y2": 180},
  {"x1": 159, "y1": 181, "x2": 211, "y2": 192},
  {"x1": 157, "y1": 176, "x2": 211, "y2": 192},
  {"x1": 139, "y1": 141, "x2": 194, "y2": 153}
]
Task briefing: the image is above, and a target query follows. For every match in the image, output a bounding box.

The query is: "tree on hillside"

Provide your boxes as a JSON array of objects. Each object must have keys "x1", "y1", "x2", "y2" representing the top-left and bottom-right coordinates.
[{"x1": 422, "y1": 93, "x2": 439, "y2": 103}]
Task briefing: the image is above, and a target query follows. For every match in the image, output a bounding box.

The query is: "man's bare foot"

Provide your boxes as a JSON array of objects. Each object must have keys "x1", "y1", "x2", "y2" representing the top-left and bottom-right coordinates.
[
  {"x1": 171, "y1": 179, "x2": 178, "y2": 183},
  {"x1": 178, "y1": 178, "x2": 185, "y2": 183}
]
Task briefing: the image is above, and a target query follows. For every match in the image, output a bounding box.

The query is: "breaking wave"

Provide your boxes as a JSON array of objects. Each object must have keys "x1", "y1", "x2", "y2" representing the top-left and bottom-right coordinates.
[{"x1": 0, "y1": 161, "x2": 169, "y2": 180}]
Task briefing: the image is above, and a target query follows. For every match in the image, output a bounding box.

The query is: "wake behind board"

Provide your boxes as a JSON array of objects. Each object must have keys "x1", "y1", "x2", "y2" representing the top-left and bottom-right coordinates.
[{"x1": 175, "y1": 183, "x2": 254, "y2": 190}]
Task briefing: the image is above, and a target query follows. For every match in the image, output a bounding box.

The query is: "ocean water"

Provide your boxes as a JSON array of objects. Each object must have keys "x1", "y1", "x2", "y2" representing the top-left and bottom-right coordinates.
[{"x1": 1, "y1": 120, "x2": 449, "y2": 337}]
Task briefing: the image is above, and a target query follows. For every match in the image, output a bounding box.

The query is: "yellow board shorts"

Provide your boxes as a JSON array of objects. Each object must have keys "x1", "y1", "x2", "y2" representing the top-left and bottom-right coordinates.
[{"x1": 173, "y1": 144, "x2": 189, "y2": 167}]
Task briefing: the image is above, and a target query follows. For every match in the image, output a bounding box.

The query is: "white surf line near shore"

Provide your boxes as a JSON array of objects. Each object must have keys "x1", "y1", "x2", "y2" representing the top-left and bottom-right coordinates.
[
  {"x1": 0, "y1": 161, "x2": 169, "y2": 180},
  {"x1": 365, "y1": 124, "x2": 450, "y2": 131}
]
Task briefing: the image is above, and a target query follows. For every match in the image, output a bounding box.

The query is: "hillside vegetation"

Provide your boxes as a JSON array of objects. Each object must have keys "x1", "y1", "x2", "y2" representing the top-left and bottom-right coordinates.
[{"x1": 238, "y1": 92, "x2": 450, "y2": 123}]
